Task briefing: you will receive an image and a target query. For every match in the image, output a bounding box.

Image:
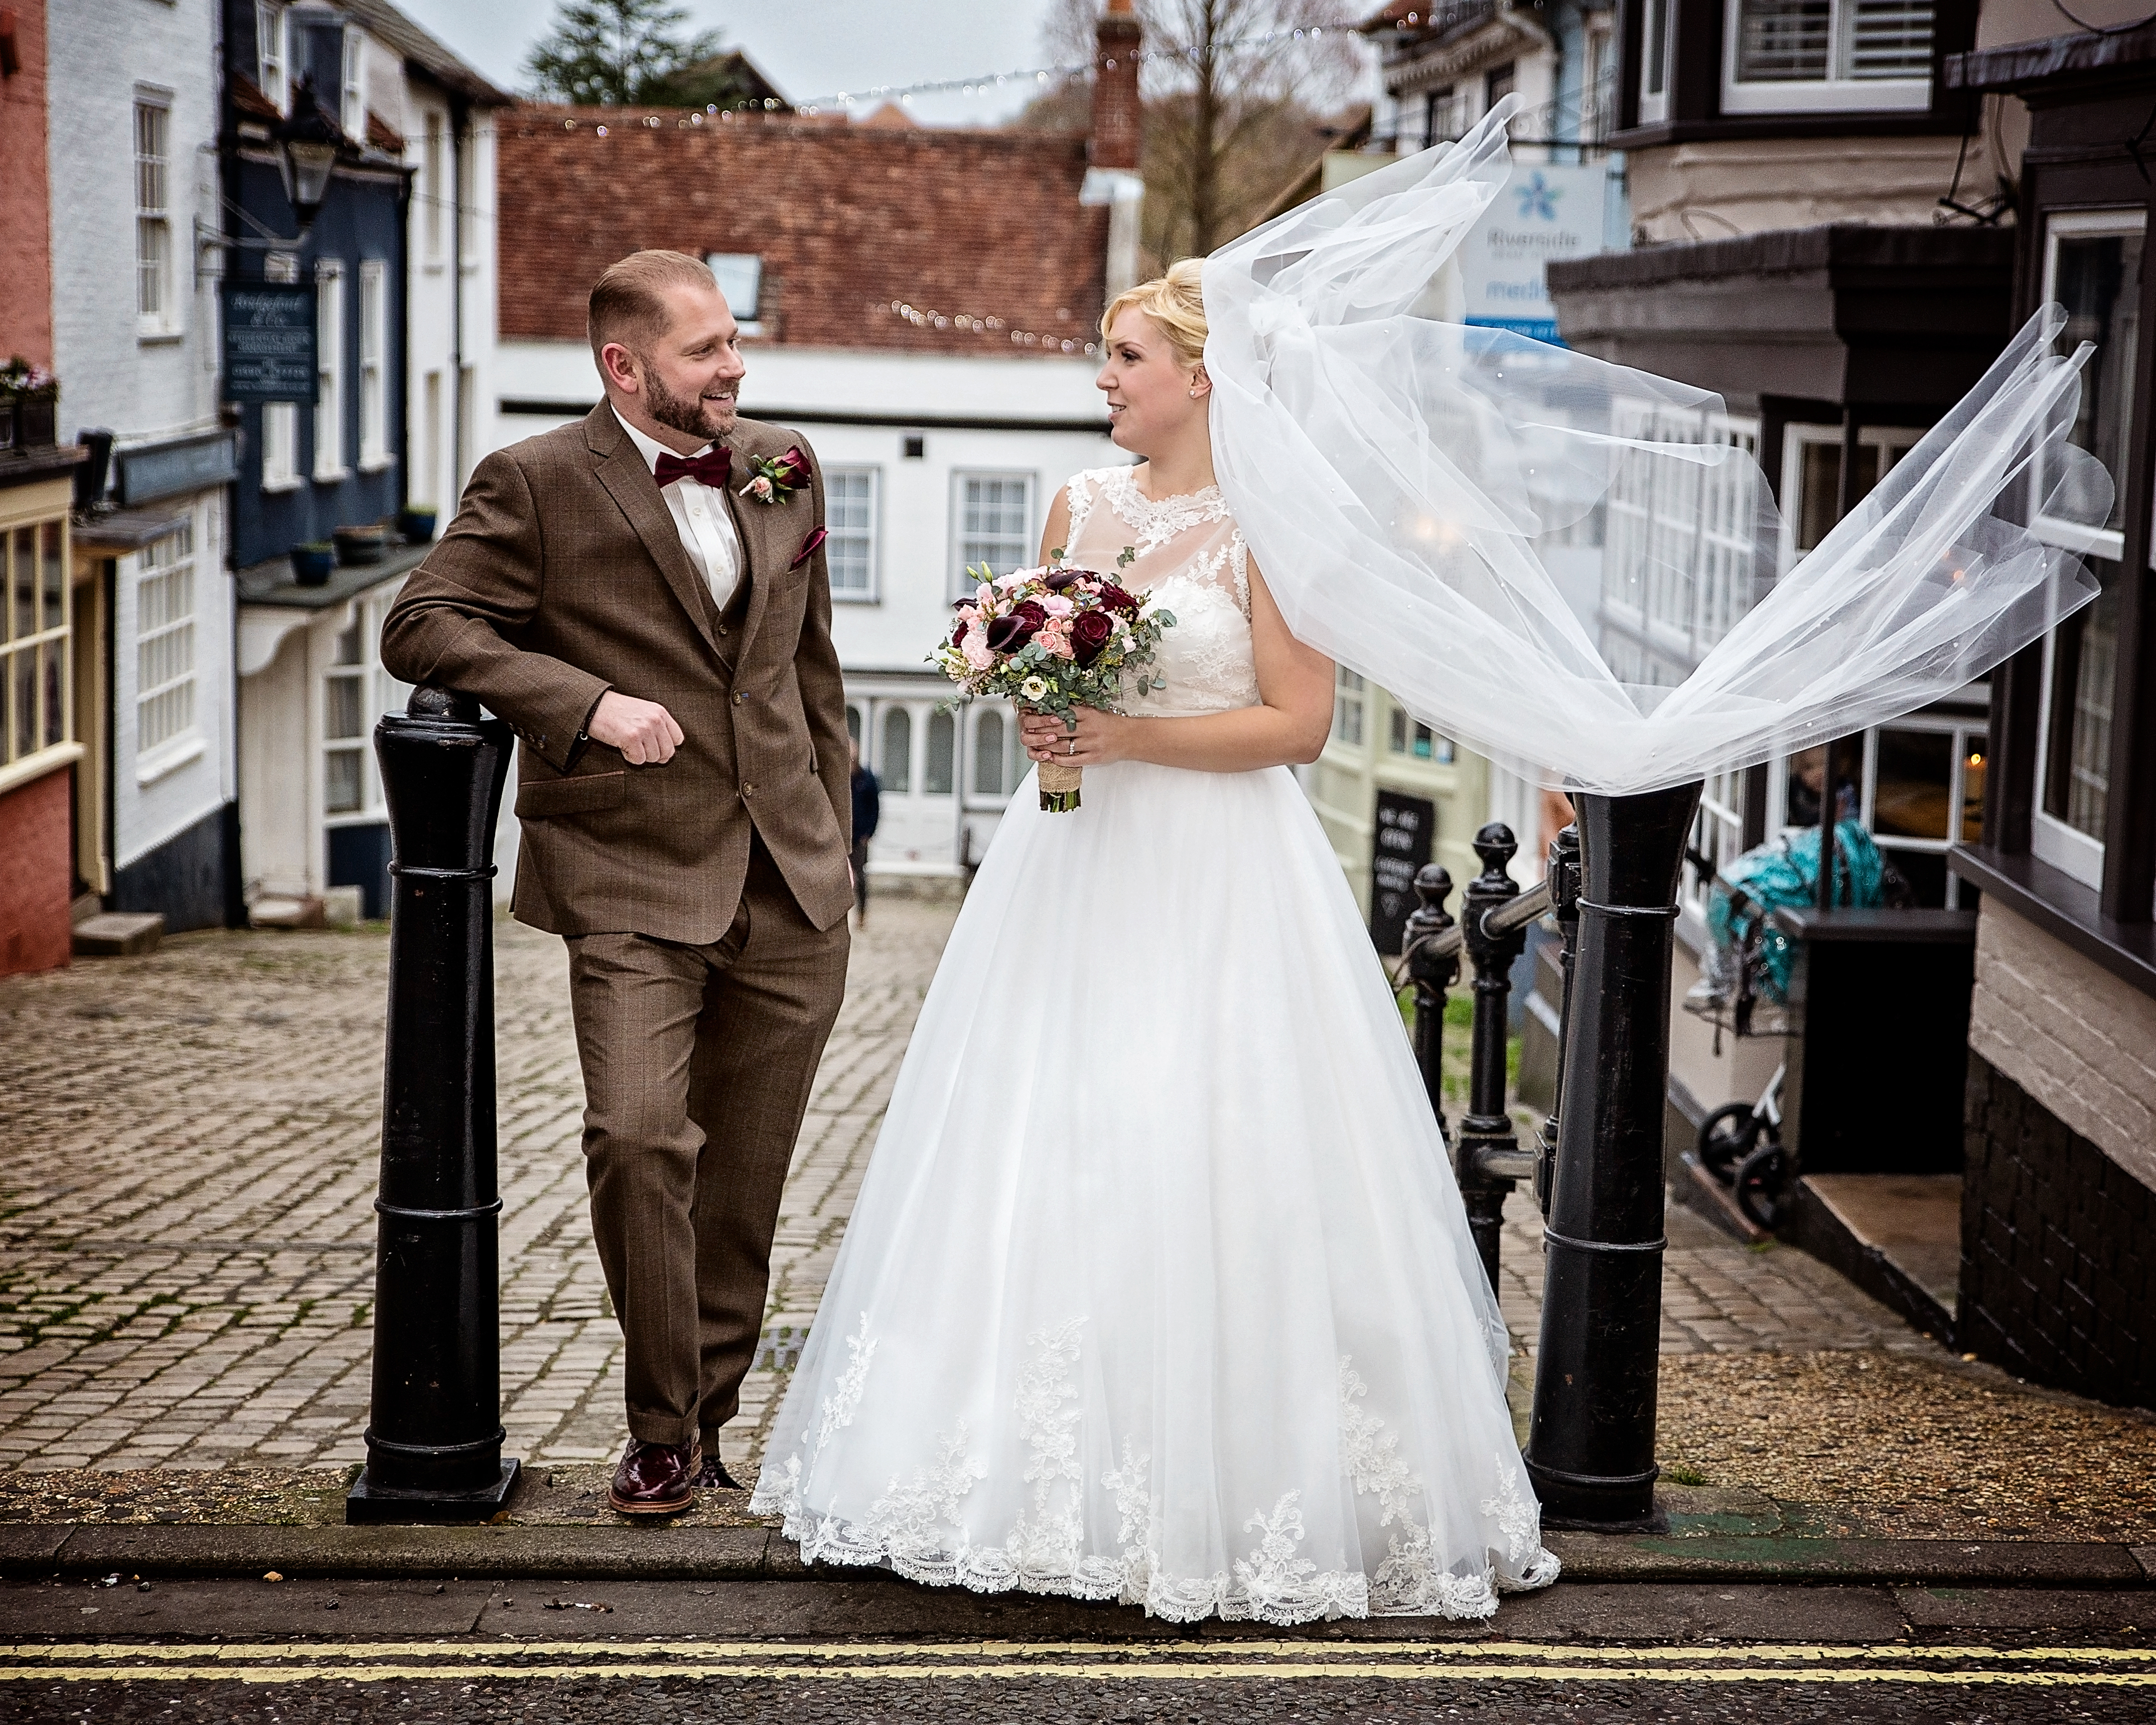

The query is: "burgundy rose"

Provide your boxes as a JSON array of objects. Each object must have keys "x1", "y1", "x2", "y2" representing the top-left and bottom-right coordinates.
[
  {"x1": 775, "y1": 445, "x2": 813, "y2": 489},
  {"x1": 1013, "y1": 599, "x2": 1050, "y2": 629},
  {"x1": 985, "y1": 613, "x2": 1035, "y2": 653},
  {"x1": 1098, "y1": 583, "x2": 1142, "y2": 615},
  {"x1": 1071, "y1": 609, "x2": 1115, "y2": 667}
]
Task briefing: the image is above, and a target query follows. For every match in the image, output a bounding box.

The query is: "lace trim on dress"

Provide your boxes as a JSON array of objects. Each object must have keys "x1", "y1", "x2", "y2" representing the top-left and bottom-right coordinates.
[
  {"x1": 752, "y1": 1328, "x2": 1556, "y2": 1624},
  {"x1": 1097, "y1": 465, "x2": 1232, "y2": 554}
]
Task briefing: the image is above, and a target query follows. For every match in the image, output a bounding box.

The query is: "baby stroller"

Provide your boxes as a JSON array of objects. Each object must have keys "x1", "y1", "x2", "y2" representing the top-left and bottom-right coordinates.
[{"x1": 1684, "y1": 820, "x2": 1908, "y2": 1227}]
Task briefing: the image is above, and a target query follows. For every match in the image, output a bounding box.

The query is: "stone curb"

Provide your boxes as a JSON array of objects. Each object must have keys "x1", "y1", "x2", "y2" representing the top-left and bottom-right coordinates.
[{"x1": 4, "y1": 1524, "x2": 2152, "y2": 1589}]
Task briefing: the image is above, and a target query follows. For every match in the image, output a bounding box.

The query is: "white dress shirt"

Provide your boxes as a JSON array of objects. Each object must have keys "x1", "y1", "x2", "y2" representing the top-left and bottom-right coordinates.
[{"x1": 613, "y1": 406, "x2": 744, "y2": 612}]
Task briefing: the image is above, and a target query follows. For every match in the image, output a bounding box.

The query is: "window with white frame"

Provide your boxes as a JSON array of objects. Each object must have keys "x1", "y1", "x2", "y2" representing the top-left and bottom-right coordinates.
[
  {"x1": 2030, "y1": 209, "x2": 2142, "y2": 888},
  {"x1": 261, "y1": 402, "x2": 298, "y2": 490},
  {"x1": 1332, "y1": 666, "x2": 1365, "y2": 745},
  {"x1": 925, "y1": 709, "x2": 955, "y2": 795},
  {"x1": 324, "y1": 613, "x2": 368, "y2": 814},
  {"x1": 315, "y1": 261, "x2": 345, "y2": 479},
  {"x1": 1779, "y1": 422, "x2": 1921, "y2": 558},
  {"x1": 824, "y1": 467, "x2": 876, "y2": 598},
  {"x1": 135, "y1": 96, "x2": 174, "y2": 337},
  {"x1": 423, "y1": 111, "x2": 444, "y2": 261},
  {"x1": 136, "y1": 521, "x2": 196, "y2": 756},
  {"x1": 972, "y1": 706, "x2": 1010, "y2": 796},
  {"x1": 340, "y1": 27, "x2": 364, "y2": 138},
  {"x1": 953, "y1": 473, "x2": 1033, "y2": 596},
  {"x1": 1722, "y1": 1, "x2": 1934, "y2": 114},
  {"x1": 879, "y1": 705, "x2": 912, "y2": 793},
  {"x1": 358, "y1": 260, "x2": 387, "y2": 468},
  {"x1": 1386, "y1": 699, "x2": 1454, "y2": 764},
  {"x1": 1682, "y1": 766, "x2": 1748, "y2": 923},
  {"x1": 3, "y1": 519, "x2": 70, "y2": 771},
  {"x1": 706, "y1": 253, "x2": 762, "y2": 333},
  {"x1": 1638, "y1": 0, "x2": 1674, "y2": 124},
  {"x1": 1598, "y1": 400, "x2": 1763, "y2": 688},
  {"x1": 256, "y1": 2, "x2": 286, "y2": 111}
]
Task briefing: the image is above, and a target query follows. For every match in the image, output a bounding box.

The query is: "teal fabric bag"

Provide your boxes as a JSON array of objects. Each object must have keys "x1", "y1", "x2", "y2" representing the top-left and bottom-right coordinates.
[{"x1": 1707, "y1": 820, "x2": 1887, "y2": 1004}]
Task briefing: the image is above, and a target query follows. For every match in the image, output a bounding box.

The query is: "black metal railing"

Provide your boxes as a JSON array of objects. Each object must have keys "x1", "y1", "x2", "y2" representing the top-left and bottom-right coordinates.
[{"x1": 1397, "y1": 785, "x2": 1703, "y2": 1532}]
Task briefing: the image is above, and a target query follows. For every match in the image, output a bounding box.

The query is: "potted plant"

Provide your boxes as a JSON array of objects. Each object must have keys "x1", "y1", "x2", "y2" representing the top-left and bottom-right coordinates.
[
  {"x1": 398, "y1": 506, "x2": 438, "y2": 543},
  {"x1": 332, "y1": 522, "x2": 388, "y2": 566},
  {"x1": 290, "y1": 541, "x2": 336, "y2": 585},
  {"x1": 0, "y1": 357, "x2": 58, "y2": 453}
]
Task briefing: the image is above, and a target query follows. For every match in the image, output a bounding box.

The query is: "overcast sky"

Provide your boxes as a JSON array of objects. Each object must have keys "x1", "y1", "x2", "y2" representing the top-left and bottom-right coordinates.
[{"x1": 394, "y1": 0, "x2": 1070, "y2": 127}]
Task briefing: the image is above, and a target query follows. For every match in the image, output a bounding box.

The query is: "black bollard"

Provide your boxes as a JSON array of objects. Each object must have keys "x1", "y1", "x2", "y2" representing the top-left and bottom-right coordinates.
[
  {"x1": 1533, "y1": 824, "x2": 1581, "y2": 1217},
  {"x1": 1402, "y1": 863, "x2": 1458, "y2": 1139},
  {"x1": 1524, "y1": 781, "x2": 1704, "y2": 1530},
  {"x1": 1453, "y1": 824, "x2": 1539, "y2": 1295},
  {"x1": 346, "y1": 687, "x2": 520, "y2": 1523}
]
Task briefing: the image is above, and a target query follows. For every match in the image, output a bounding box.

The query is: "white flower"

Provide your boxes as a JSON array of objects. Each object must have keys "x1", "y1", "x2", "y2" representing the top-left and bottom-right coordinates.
[{"x1": 1019, "y1": 675, "x2": 1049, "y2": 702}]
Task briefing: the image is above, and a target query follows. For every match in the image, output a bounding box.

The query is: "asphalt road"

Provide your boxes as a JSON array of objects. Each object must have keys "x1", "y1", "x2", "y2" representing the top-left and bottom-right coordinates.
[{"x1": 4, "y1": 1577, "x2": 2151, "y2": 1722}]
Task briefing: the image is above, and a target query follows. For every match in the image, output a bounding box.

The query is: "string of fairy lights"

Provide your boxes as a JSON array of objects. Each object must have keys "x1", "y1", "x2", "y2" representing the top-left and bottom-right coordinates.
[
  {"x1": 527, "y1": 16, "x2": 1376, "y2": 353},
  {"x1": 788, "y1": 20, "x2": 1356, "y2": 116}
]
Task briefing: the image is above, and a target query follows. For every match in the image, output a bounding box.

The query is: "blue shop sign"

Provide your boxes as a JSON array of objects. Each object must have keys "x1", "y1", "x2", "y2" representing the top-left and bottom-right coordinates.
[
  {"x1": 222, "y1": 284, "x2": 318, "y2": 403},
  {"x1": 117, "y1": 431, "x2": 240, "y2": 507}
]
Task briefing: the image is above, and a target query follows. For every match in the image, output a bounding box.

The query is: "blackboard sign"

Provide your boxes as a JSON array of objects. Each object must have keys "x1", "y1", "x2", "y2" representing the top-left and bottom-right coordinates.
[
  {"x1": 1370, "y1": 789, "x2": 1435, "y2": 958},
  {"x1": 222, "y1": 284, "x2": 317, "y2": 403}
]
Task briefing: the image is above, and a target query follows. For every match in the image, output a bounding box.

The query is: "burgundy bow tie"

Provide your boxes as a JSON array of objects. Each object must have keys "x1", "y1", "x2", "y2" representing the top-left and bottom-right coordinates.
[{"x1": 653, "y1": 447, "x2": 730, "y2": 490}]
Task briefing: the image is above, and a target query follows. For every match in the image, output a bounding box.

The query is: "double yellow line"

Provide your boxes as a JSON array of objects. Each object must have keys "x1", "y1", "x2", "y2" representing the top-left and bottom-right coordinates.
[{"x1": 6, "y1": 1639, "x2": 2154, "y2": 1687}]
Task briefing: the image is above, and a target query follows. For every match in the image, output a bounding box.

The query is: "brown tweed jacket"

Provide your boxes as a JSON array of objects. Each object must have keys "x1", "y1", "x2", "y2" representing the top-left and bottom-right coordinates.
[{"x1": 379, "y1": 406, "x2": 854, "y2": 939}]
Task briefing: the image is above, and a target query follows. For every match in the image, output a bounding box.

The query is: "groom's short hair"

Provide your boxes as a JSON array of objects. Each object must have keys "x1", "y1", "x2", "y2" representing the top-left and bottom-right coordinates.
[{"x1": 588, "y1": 250, "x2": 718, "y2": 361}]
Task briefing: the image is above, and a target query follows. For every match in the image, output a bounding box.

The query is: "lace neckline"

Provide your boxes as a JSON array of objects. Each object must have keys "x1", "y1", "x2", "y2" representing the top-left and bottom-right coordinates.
[
  {"x1": 1100, "y1": 466, "x2": 1229, "y2": 548},
  {"x1": 1112, "y1": 468, "x2": 1233, "y2": 522}
]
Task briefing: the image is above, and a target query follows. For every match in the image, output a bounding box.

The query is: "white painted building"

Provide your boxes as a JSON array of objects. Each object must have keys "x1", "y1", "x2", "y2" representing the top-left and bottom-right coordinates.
[
  {"x1": 486, "y1": 344, "x2": 1118, "y2": 878},
  {"x1": 483, "y1": 7, "x2": 1142, "y2": 882},
  {"x1": 47, "y1": 0, "x2": 241, "y2": 930},
  {"x1": 230, "y1": 1, "x2": 509, "y2": 916}
]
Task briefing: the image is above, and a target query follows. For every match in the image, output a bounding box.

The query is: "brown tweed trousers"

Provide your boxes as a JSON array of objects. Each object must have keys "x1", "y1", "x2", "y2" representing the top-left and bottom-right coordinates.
[{"x1": 380, "y1": 406, "x2": 852, "y2": 1448}]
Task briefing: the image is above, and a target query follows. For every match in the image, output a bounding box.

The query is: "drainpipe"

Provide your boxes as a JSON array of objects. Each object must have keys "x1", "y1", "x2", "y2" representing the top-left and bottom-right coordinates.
[{"x1": 450, "y1": 94, "x2": 467, "y2": 497}]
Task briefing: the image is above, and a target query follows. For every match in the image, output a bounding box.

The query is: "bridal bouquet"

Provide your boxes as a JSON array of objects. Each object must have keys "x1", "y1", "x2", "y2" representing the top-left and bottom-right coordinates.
[{"x1": 930, "y1": 558, "x2": 1174, "y2": 811}]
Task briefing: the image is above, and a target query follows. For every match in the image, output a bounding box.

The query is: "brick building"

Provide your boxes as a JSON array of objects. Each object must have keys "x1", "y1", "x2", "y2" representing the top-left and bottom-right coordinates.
[
  {"x1": 1944, "y1": 13, "x2": 2156, "y2": 1410},
  {"x1": 1, "y1": 0, "x2": 87, "y2": 979},
  {"x1": 477, "y1": 9, "x2": 1143, "y2": 877}
]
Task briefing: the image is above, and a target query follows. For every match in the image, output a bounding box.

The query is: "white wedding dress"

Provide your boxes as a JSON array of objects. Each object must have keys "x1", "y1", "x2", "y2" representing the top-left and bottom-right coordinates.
[{"x1": 749, "y1": 466, "x2": 1560, "y2": 1623}]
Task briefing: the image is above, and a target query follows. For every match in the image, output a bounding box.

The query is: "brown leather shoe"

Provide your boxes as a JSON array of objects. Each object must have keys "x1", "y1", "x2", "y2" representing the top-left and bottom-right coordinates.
[
  {"x1": 608, "y1": 1437, "x2": 700, "y2": 1516},
  {"x1": 692, "y1": 1447, "x2": 742, "y2": 1490}
]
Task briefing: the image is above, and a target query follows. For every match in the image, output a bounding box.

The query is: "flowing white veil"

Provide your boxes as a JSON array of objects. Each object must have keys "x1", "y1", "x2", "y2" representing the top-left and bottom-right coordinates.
[{"x1": 1203, "y1": 97, "x2": 2111, "y2": 796}]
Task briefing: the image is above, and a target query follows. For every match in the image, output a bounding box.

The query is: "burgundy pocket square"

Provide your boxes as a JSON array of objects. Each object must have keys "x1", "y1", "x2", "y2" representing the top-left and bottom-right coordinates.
[{"x1": 789, "y1": 527, "x2": 828, "y2": 571}]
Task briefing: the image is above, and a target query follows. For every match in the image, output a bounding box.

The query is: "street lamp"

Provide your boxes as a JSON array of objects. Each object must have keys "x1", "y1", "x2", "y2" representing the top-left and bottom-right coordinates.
[{"x1": 273, "y1": 74, "x2": 343, "y2": 236}]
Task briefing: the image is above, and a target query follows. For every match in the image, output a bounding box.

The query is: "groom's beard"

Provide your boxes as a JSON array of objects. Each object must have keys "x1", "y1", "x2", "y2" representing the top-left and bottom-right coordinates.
[{"x1": 645, "y1": 369, "x2": 736, "y2": 443}]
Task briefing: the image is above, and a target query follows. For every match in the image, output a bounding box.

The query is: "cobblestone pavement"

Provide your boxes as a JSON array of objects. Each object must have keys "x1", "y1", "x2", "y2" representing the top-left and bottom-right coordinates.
[{"x1": 0, "y1": 895, "x2": 1919, "y2": 1483}]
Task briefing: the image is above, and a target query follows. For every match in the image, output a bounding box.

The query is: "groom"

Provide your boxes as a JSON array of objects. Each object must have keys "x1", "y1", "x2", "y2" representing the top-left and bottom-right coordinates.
[{"x1": 380, "y1": 250, "x2": 853, "y2": 1515}]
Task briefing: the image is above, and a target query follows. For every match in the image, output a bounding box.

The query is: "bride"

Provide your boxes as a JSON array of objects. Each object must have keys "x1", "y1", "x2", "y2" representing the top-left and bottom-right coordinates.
[{"x1": 748, "y1": 259, "x2": 1560, "y2": 1623}]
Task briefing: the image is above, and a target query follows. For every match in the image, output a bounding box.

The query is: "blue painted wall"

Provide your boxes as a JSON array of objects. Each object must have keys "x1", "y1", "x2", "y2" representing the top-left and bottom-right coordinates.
[{"x1": 223, "y1": 3, "x2": 409, "y2": 570}]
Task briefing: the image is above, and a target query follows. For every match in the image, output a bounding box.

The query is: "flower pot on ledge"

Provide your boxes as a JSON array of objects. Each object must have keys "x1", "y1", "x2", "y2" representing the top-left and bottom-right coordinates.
[
  {"x1": 332, "y1": 524, "x2": 388, "y2": 567},
  {"x1": 291, "y1": 542, "x2": 336, "y2": 586},
  {"x1": 398, "y1": 507, "x2": 438, "y2": 543}
]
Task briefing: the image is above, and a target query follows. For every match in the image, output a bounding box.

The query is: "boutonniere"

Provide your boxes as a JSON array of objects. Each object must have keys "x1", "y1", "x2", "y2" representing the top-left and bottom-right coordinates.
[{"x1": 740, "y1": 444, "x2": 812, "y2": 505}]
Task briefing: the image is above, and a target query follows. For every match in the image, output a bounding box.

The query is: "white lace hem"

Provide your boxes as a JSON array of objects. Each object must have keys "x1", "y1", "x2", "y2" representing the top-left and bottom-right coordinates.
[{"x1": 751, "y1": 1495, "x2": 1558, "y2": 1625}]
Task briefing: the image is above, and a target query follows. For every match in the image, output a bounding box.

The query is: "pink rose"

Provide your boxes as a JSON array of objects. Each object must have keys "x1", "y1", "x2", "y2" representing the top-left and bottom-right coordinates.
[
  {"x1": 1040, "y1": 594, "x2": 1074, "y2": 617},
  {"x1": 962, "y1": 635, "x2": 995, "y2": 670},
  {"x1": 748, "y1": 475, "x2": 774, "y2": 501}
]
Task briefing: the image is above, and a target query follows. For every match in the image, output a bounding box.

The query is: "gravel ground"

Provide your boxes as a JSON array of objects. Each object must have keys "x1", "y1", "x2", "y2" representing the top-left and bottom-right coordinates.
[
  {"x1": 1652, "y1": 1349, "x2": 2156, "y2": 1542},
  {"x1": 4, "y1": 1342, "x2": 2151, "y2": 1544}
]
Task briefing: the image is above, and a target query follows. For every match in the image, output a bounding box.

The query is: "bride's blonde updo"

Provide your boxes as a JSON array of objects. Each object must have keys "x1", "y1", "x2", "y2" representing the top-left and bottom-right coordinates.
[{"x1": 1100, "y1": 258, "x2": 1207, "y2": 368}]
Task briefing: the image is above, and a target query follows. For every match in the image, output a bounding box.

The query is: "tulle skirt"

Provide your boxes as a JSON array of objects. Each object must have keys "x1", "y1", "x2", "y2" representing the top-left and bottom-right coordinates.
[{"x1": 749, "y1": 758, "x2": 1559, "y2": 1622}]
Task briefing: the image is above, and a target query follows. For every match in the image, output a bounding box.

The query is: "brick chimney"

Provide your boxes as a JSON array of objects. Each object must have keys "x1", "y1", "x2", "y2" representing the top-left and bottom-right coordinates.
[
  {"x1": 1090, "y1": 0, "x2": 1141, "y2": 174},
  {"x1": 1083, "y1": 0, "x2": 1144, "y2": 298}
]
